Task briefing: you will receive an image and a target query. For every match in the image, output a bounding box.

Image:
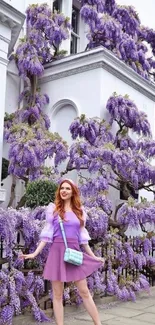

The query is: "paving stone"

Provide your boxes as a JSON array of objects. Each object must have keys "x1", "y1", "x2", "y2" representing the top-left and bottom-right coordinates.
[
  {"x1": 74, "y1": 311, "x2": 116, "y2": 322},
  {"x1": 143, "y1": 305, "x2": 155, "y2": 313},
  {"x1": 120, "y1": 300, "x2": 155, "y2": 310},
  {"x1": 65, "y1": 321, "x2": 93, "y2": 325},
  {"x1": 134, "y1": 312, "x2": 155, "y2": 324},
  {"x1": 100, "y1": 307, "x2": 143, "y2": 318},
  {"x1": 11, "y1": 288, "x2": 155, "y2": 325},
  {"x1": 103, "y1": 316, "x2": 150, "y2": 325}
]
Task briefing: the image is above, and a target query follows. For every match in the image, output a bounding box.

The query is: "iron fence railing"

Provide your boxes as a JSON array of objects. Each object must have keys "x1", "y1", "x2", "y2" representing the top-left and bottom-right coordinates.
[{"x1": 0, "y1": 233, "x2": 155, "y2": 309}]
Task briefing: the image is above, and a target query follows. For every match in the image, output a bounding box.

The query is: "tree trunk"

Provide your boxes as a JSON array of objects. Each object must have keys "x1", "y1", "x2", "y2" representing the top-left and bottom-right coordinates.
[
  {"x1": 109, "y1": 202, "x2": 128, "y2": 236},
  {"x1": 7, "y1": 175, "x2": 16, "y2": 207},
  {"x1": 16, "y1": 194, "x2": 26, "y2": 209}
]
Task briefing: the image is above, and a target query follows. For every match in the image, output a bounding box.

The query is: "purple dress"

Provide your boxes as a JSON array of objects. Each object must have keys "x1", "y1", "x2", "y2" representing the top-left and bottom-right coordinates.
[{"x1": 40, "y1": 203, "x2": 102, "y2": 282}]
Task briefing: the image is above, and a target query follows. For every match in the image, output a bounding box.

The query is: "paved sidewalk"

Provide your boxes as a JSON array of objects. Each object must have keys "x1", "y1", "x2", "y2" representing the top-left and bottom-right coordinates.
[{"x1": 13, "y1": 287, "x2": 155, "y2": 325}]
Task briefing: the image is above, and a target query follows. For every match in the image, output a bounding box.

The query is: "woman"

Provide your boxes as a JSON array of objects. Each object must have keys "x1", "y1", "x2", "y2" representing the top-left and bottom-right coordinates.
[{"x1": 22, "y1": 179, "x2": 104, "y2": 325}]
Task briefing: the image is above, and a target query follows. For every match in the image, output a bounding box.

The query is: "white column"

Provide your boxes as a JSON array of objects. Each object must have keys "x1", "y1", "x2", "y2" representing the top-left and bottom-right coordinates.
[
  {"x1": 79, "y1": 17, "x2": 88, "y2": 52},
  {"x1": 0, "y1": 24, "x2": 10, "y2": 200},
  {"x1": 60, "y1": 0, "x2": 73, "y2": 55}
]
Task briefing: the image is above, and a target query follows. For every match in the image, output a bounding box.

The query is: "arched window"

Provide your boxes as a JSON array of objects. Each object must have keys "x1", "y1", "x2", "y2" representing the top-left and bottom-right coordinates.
[
  {"x1": 48, "y1": 100, "x2": 79, "y2": 180},
  {"x1": 51, "y1": 99, "x2": 79, "y2": 145}
]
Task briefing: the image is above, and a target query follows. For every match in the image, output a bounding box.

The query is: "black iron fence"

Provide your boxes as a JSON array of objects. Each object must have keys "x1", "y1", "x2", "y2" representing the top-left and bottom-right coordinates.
[{"x1": 0, "y1": 233, "x2": 155, "y2": 309}]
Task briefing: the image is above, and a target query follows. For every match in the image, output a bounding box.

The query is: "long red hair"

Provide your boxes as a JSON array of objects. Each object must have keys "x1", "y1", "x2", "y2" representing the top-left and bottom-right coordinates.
[{"x1": 54, "y1": 179, "x2": 84, "y2": 226}]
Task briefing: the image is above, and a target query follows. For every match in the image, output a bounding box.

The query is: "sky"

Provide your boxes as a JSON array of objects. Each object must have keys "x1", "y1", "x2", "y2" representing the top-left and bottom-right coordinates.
[{"x1": 117, "y1": 0, "x2": 155, "y2": 28}]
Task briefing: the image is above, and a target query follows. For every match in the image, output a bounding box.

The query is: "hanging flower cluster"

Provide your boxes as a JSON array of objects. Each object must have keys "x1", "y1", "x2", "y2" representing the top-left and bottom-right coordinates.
[
  {"x1": 0, "y1": 206, "x2": 52, "y2": 323},
  {"x1": 117, "y1": 198, "x2": 155, "y2": 229},
  {"x1": 0, "y1": 268, "x2": 50, "y2": 324},
  {"x1": 16, "y1": 3, "x2": 70, "y2": 78},
  {"x1": 80, "y1": 0, "x2": 155, "y2": 79},
  {"x1": 106, "y1": 93, "x2": 151, "y2": 136}
]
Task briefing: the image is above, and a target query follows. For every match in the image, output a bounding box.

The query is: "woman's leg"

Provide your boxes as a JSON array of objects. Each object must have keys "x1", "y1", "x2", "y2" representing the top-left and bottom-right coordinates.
[
  {"x1": 52, "y1": 281, "x2": 64, "y2": 325},
  {"x1": 75, "y1": 279, "x2": 102, "y2": 325}
]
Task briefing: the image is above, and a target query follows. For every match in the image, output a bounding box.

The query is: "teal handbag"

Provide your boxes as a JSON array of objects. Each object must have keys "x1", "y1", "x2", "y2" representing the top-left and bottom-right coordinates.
[{"x1": 59, "y1": 217, "x2": 83, "y2": 266}]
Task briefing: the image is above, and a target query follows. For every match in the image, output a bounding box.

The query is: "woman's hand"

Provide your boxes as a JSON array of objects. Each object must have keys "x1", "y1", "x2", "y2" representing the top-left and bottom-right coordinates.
[
  {"x1": 19, "y1": 253, "x2": 35, "y2": 260},
  {"x1": 82, "y1": 244, "x2": 105, "y2": 264},
  {"x1": 19, "y1": 241, "x2": 46, "y2": 260},
  {"x1": 94, "y1": 256, "x2": 105, "y2": 264}
]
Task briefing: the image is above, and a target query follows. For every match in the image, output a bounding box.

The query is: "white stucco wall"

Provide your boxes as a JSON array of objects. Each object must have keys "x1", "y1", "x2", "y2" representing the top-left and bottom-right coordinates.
[
  {"x1": 0, "y1": 0, "x2": 25, "y2": 206},
  {"x1": 41, "y1": 49, "x2": 155, "y2": 134},
  {"x1": 5, "y1": 62, "x2": 21, "y2": 115},
  {"x1": 2, "y1": 61, "x2": 25, "y2": 209},
  {"x1": 42, "y1": 68, "x2": 102, "y2": 119}
]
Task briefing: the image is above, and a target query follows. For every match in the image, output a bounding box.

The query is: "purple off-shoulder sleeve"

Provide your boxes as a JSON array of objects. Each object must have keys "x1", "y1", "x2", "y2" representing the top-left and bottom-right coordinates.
[
  {"x1": 79, "y1": 208, "x2": 91, "y2": 244},
  {"x1": 40, "y1": 203, "x2": 55, "y2": 243}
]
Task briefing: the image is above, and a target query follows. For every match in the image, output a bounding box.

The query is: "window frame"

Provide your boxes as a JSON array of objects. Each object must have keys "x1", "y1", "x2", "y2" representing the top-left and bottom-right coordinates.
[
  {"x1": 70, "y1": 4, "x2": 80, "y2": 54},
  {"x1": 52, "y1": 0, "x2": 62, "y2": 12}
]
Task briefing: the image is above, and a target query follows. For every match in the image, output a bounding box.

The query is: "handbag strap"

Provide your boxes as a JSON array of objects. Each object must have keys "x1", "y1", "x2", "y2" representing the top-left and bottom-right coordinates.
[{"x1": 59, "y1": 217, "x2": 68, "y2": 249}]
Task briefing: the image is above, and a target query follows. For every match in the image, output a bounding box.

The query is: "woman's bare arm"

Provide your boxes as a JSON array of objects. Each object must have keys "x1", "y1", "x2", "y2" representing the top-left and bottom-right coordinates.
[{"x1": 21, "y1": 241, "x2": 47, "y2": 259}]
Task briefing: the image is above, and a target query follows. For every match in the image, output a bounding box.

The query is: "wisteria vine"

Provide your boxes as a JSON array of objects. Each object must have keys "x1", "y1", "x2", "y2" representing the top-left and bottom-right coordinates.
[
  {"x1": 80, "y1": 0, "x2": 155, "y2": 80},
  {"x1": 4, "y1": 3, "x2": 70, "y2": 181}
]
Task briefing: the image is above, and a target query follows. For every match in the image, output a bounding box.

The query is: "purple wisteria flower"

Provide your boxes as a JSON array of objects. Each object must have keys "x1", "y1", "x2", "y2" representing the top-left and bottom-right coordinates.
[{"x1": 80, "y1": 0, "x2": 155, "y2": 79}]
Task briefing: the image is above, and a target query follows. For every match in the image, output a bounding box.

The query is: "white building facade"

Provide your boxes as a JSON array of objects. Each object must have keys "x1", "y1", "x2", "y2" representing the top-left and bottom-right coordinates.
[
  {"x1": 1, "y1": 0, "x2": 155, "y2": 208},
  {"x1": 0, "y1": 0, "x2": 25, "y2": 203}
]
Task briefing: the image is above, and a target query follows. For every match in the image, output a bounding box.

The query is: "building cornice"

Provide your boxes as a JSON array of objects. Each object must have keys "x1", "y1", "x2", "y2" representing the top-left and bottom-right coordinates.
[
  {"x1": 40, "y1": 47, "x2": 155, "y2": 102},
  {"x1": 0, "y1": 0, "x2": 25, "y2": 55},
  {"x1": 0, "y1": 34, "x2": 10, "y2": 44},
  {"x1": 0, "y1": 56, "x2": 8, "y2": 65}
]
